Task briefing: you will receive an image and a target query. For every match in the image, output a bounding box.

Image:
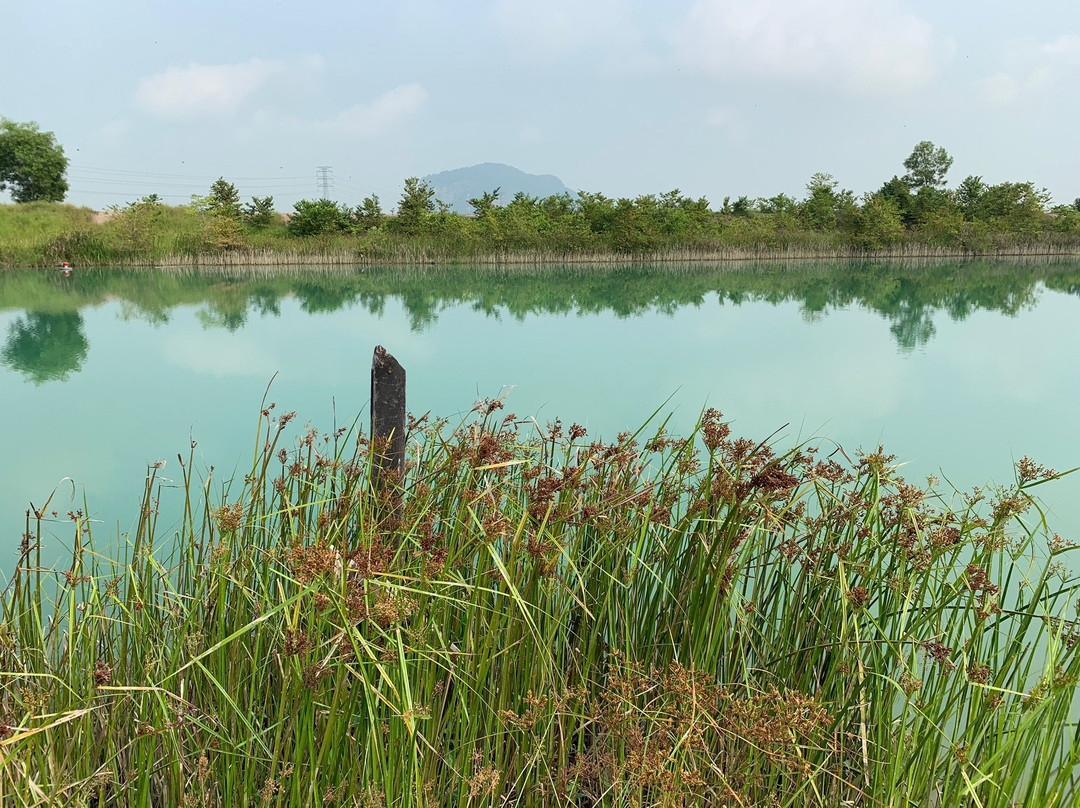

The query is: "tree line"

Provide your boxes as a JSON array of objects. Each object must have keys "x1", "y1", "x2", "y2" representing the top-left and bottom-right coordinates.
[
  {"x1": 3, "y1": 116, "x2": 1080, "y2": 256},
  {"x1": 136, "y1": 141, "x2": 1080, "y2": 253}
]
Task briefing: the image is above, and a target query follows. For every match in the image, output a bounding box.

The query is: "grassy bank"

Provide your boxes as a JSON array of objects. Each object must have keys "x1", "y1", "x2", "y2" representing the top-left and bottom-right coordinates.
[
  {"x1": 1, "y1": 401, "x2": 1078, "y2": 806},
  {"x1": 2, "y1": 201, "x2": 1079, "y2": 269}
]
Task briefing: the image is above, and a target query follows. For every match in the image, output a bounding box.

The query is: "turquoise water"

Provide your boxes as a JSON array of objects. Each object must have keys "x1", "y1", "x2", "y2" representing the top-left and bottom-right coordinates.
[{"x1": 2, "y1": 259, "x2": 1079, "y2": 573}]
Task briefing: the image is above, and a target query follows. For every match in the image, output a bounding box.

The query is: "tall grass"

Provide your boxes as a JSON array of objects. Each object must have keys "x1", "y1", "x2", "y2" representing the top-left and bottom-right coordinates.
[
  {"x1": 1, "y1": 402, "x2": 1078, "y2": 806},
  {"x1": 3, "y1": 202, "x2": 1079, "y2": 269}
]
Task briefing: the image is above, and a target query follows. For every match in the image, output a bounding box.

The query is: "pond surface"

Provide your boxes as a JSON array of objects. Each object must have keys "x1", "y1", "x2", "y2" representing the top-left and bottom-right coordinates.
[{"x1": 2, "y1": 259, "x2": 1079, "y2": 573}]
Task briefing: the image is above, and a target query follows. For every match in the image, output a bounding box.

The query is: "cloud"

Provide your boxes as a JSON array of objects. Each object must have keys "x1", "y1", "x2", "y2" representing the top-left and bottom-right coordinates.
[
  {"x1": 135, "y1": 58, "x2": 287, "y2": 120},
  {"x1": 492, "y1": 0, "x2": 656, "y2": 70},
  {"x1": 317, "y1": 84, "x2": 428, "y2": 136},
  {"x1": 162, "y1": 331, "x2": 281, "y2": 378},
  {"x1": 976, "y1": 35, "x2": 1080, "y2": 107},
  {"x1": 672, "y1": 0, "x2": 943, "y2": 95}
]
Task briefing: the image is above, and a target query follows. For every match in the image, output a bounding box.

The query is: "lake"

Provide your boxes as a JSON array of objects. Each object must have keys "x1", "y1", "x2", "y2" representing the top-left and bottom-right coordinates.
[{"x1": 2, "y1": 258, "x2": 1079, "y2": 574}]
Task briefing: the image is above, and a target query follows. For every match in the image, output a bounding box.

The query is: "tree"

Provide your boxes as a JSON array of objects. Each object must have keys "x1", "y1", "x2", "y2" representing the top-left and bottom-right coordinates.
[
  {"x1": 1050, "y1": 203, "x2": 1080, "y2": 233},
  {"x1": 576, "y1": 191, "x2": 618, "y2": 233},
  {"x1": 730, "y1": 195, "x2": 753, "y2": 217},
  {"x1": 854, "y1": 193, "x2": 905, "y2": 249},
  {"x1": 353, "y1": 194, "x2": 384, "y2": 232},
  {"x1": 206, "y1": 178, "x2": 241, "y2": 219},
  {"x1": 467, "y1": 188, "x2": 501, "y2": 219},
  {"x1": 395, "y1": 177, "x2": 435, "y2": 233},
  {"x1": 801, "y1": 173, "x2": 840, "y2": 231},
  {"x1": 756, "y1": 193, "x2": 797, "y2": 215},
  {"x1": 977, "y1": 181, "x2": 1050, "y2": 234},
  {"x1": 955, "y1": 176, "x2": 986, "y2": 221},
  {"x1": 110, "y1": 194, "x2": 165, "y2": 253},
  {"x1": 242, "y1": 196, "x2": 276, "y2": 229},
  {"x1": 288, "y1": 199, "x2": 349, "y2": 237},
  {"x1": 0, "y1": 118, "x2": 69, "y2": 202},
  {"x1": 902, "y1": 141, "x2": 953, "y2": 190},
  {"x1": 877, "y1": 176, "x2": 914, "y2": 226}
]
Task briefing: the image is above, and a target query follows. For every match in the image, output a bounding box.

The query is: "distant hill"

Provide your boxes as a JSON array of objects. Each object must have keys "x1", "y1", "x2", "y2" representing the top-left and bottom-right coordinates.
[{"x1": 421, "y1": 163, "x2": 571, "y2": 213}]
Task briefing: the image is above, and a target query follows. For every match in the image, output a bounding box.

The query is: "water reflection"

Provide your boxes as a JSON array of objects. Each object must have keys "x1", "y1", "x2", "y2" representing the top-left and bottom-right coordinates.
[
  {"x1": 0, "y1": 259, "x2": 1076, "y2": 381},
  {"x1": 1, "y1": 311, "x2": 89, "y2": 383}
]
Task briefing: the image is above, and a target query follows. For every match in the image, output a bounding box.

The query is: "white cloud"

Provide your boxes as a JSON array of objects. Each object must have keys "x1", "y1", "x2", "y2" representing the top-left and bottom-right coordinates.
[
  {"x1": 162, "y1": 331, "x2": 281, "y2": 378},
  {"x1": 135, "y1": 58, "x2": 287, "y2": 120},
  {"x1": 1040, "y1": 35, "x2": 1080, "y2": 66},
  {"x1": 976, "y1": 35, "x2": 1080, "y2": 107},
  {"x1": 495, "y1": 0, "x2": 627, "y2": 53},
  {"x1": 492, "y1": 0, "x2": 656, "y2": 70},
  {"x1": 672, "y1": 0, "x2": 943, "y2": 95},
  {"x1": 318, "y1": 84, "x2": 428, "y2": 136}
]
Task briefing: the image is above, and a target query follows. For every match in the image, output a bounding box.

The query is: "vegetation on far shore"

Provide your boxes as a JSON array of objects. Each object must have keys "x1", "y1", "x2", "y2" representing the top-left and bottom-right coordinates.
[
  {"x1": 2, "y1": 139, "x2": 1080, "y2": 268},
  {"x1": 1, "y1": 400, "x2": 1078, "y2": 806}
]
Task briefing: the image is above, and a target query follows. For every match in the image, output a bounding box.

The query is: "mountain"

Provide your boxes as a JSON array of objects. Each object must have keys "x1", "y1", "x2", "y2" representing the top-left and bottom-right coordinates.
[{"x1": 421, "y1": 163, "x2": 572, "y2": 213}]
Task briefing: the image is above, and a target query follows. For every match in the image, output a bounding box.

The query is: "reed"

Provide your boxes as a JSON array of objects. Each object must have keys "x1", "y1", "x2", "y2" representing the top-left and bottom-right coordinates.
[
  {"x1": 1, "y1": 402, "x2": 1078, "y2": 806},
  {"x1": 10, "y1": 240, "x2": 1080, "y2": 270}
]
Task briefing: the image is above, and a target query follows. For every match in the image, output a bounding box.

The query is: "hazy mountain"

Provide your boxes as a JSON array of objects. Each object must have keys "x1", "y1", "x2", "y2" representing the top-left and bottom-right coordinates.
[{"x1": 421, "y1": 163, "x2": 571, "y2": 213}]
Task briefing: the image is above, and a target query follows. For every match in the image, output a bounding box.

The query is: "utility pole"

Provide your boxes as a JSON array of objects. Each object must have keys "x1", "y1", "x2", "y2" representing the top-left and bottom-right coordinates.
[{"x1": 316, "y1": 166, "x2": 334, "y2": 198}]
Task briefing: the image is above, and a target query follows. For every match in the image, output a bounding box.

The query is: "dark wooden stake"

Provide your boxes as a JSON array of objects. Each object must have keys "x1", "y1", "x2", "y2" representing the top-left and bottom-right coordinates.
[{"x1": 371, "y1": 345, "x2": 406, "y2": 493}]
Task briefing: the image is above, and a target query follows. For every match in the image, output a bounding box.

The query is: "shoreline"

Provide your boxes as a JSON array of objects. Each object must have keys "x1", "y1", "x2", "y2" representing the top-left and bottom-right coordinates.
[{"x1": 4, "y1": 243, "x2": 1080, "y2": 271}]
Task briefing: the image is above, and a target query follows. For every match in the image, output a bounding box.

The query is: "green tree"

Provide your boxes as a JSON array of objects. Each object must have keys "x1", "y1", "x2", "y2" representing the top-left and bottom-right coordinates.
[
  {"x1": 607, "y1": 197, "x2": 660, "y2": 253},
  {"x1": 877, "y1": 176, "x2": 914, "y2": 226},
  {"x1": 467, "y1": 188, "x2": 501, "y2": 219},
  {"x1": 110, "y1": 194, "x2": 165, "y2": 254},
  {"x1": 756, "y1": 193, "x2": 798, "y2": 215},
  {"x1": 1050, "y1": 203, "x2": 1080, "y2": 233},
  {"x1": 395, "y1": 177, "x2": 435, "y2": 233},
  {"x1": 576, "y1": 191, "x2": 618, "y2": 234},
  {"x1": 353, "y1": 194, "x2": 384, "y2": 232},
  {"x1": 207, "y1": 178, "x2": 241, "y2": 219},
  {"x1": 955, "y1": 175, "x2": 986, "y2": 221},
  {"x1": 908, "y1": 186, "x2": 955, "y2": 228},
  {"x1": 854, "y1": 193, "x2": 905, "y2": 249},
  {"x1": 242, "y1": 196, "x2": 276, "y2": 229},
  {"x1": 288, "y1": 199, "x2": 349, "y2": 237},
  {"x1": 0, "y1": 119, "x2": 69, "y2": 202},
  {"x1": 720, "y1": 195, "x2": 753, "y2": 217},
  {"x1": 902, "y1": 141, "x2": 953, "y2": 190},
  {"x1": 977, "y1": 181, "x2": 1050, "y2": 234},
  {"x1": 801, "y1": 173, "x2": 840, "y2": 231}
]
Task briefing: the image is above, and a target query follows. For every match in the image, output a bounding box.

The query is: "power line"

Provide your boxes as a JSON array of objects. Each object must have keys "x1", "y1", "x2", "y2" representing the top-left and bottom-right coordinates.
[
  {"x1": 69, "y1": 163, "x2": 309, "y2": 181},
  {"x1": 67, "y1": 176, "x2": 311, "y2": 190},
  {"x1": 336, "y1": 179, "x2": 394, "y2": 196},
  {"x1": 66, "y1": 189, "x2": 198, "y2": 199}
]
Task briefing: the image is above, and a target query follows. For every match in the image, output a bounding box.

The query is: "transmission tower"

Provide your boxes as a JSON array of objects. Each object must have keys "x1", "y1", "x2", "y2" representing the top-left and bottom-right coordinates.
[{"x1": 315, "y1": 166, "x2": 334, "y2": 198}]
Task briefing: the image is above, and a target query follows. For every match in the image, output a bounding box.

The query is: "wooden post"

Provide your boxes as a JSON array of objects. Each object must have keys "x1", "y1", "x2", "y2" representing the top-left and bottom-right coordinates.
[{"x1": 371, "y1": 345, "x2": 406, "y2": 493}]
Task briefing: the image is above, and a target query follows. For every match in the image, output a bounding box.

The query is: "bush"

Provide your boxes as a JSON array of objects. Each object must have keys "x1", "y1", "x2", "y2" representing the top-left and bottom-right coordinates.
[{"x1": 287, "y1": 198, "x2": 350, "y2": 237}]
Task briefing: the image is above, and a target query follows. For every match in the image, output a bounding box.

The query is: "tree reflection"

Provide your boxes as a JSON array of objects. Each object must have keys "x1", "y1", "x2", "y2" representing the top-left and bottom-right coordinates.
[
  {"x1": 1, "y1": 311, "x2": 89, "y2": 383},
  {"x1": 0, "y1": 260, "x2": 1077, "y2": 364}
]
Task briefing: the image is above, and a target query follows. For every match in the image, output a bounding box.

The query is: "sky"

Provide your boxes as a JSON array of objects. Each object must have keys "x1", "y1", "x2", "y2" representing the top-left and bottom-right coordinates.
[{"x1": 3, "y1": 0, "x2": 1080, "y2": 211}]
